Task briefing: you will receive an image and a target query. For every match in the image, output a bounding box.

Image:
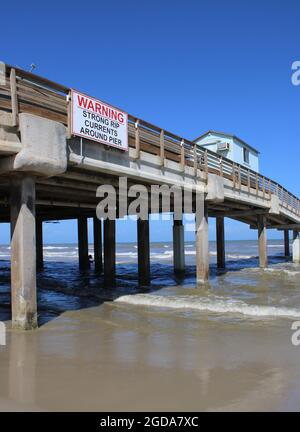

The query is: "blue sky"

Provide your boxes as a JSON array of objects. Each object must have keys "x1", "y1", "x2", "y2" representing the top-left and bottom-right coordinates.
[{"x1": 1, "y1": 0, "x2": 299, "y2": 243}]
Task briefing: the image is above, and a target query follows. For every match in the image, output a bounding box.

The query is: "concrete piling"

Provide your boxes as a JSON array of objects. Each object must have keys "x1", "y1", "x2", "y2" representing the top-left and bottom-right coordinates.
[
  {"x1": 104, "y1": 219, "x2": 116, "y2": 282},
  {"x1": 93, "y1": 217, "x2": 103, "y2": 273},
  {"x1": 78, "y1": 216, "x2": 89, "y2": 270},
  {"x1": 10, "y1": 175, "x2": 38, "y2": 330},
  {"x1": 196, "y1": 202, "x2": 209, "y2": 283},
  {"x1": 36, "y1": 217, "x2": 43, "y2": 270},
  {"x1": 173, "y1": 218, "x2": 185, "y2": 274},
  {"x1": 284, "y1": 230, "x2": 290, "y2": 257},
  {"x1": 293, "y1": 230, "x2": 300, "y2": 264},
  {"x1": 257, "y1": 215, "x2": 268, "y2": 268},
  {"x1": 137, "y1": 219, "x2": 150, "y2": 285},
  {"x1": 216, "y1": 216, "x2": 225, "y2": 269}
]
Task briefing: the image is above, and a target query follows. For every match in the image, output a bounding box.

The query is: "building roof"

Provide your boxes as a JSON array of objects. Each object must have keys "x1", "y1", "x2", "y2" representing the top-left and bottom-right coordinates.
[{"x1": 193, "y1": 130, "x2": 260, "y2": 154}]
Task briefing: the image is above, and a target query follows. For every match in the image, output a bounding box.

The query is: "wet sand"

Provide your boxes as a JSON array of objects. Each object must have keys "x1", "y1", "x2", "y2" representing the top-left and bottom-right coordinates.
[
  {"x1": 1, "y1": 241, "x2": 300, "y2": 411},
  {"x1": 1, "y1": 302, "x2": 300, "y2": 411}
]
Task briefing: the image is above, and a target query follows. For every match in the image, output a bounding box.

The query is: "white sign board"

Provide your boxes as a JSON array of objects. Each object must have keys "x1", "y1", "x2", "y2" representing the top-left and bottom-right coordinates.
[{"x1": 71, "y1": 90, "x2": 128, "y2": 151}]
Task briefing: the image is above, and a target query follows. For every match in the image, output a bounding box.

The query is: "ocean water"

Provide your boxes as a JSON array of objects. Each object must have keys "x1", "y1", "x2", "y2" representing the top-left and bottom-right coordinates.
[{"x1": 0, "y1": 239, "x2": 299, "y2": 325}]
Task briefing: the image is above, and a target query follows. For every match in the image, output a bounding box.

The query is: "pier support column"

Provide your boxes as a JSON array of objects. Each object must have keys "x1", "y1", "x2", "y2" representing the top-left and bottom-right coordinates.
[
  {"x1": 284, "y1": 230, "x2": 290, "y2": 257},
  {"x1": 93, "y1": 217, "x2": 103, "y2": 273},
  {"x1": 10, "y1": 175, "x2": 37, "y2": 330},
  {"x1": 173, "y1": 218, "x2": 185, "y2": 274},
  {"x1": 77, "y1": 216, "x2": 89, "y2": 270},
  {"x1": 137, "y1": 219, "x2": 150, "y2": 285},
  {"x1": 196, "y1": 202, "x2": 209, "y2": 283},
  {"x1": 292, "y1": 230, "x2": 300, "y2": 264},
  {"x1": 216, "y1": 216, "x2": 225, "y2": 269},
  {"x1": 257, "y1": 215, "x2": 268, "y2": 268},
  {"x1": 104, "y1": 219, "x2": 116, "y2": 282},
  {"x1": 36, "y1": 217, "x2": 43, "y2": 270}
]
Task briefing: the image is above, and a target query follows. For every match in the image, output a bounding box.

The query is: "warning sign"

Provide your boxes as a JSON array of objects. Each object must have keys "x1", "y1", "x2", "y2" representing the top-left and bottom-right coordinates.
[{"x1": 71, "y1": 89, "x2": 128, "y2": 151}]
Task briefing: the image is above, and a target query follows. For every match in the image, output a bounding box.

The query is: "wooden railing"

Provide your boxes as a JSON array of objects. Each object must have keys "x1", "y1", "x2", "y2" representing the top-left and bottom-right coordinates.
[{"x1": 0, "y1": 63, "x2": 299, "y2": 217}]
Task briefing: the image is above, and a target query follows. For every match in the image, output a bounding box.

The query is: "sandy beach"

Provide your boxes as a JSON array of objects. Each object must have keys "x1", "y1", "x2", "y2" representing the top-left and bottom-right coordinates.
[
  {"x1": 1, "y1": 240, "x2": 300, "y2": 411},
  {"x1": 0, "y1": 301, "x2": 299, "y2": 411}
]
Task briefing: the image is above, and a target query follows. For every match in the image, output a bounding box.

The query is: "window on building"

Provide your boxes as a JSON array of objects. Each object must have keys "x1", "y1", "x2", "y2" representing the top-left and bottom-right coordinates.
[{"x1": 243, "y1": 147, "x2": 250, "y2": 164}]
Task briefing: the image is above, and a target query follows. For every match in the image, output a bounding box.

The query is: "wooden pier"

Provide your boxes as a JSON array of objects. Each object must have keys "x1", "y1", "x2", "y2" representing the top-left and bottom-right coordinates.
[{"x1": 0, "y1": 63, "x2": 300, "y2": 329}]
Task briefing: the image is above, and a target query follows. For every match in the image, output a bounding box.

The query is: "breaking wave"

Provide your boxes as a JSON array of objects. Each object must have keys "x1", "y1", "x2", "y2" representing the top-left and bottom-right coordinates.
[
  {"x1": 114, "y1": 294, "x2": 300, "y2": 318},
  {"x1": 263, "y1": 268, "x2": 300, "y2": 277}
]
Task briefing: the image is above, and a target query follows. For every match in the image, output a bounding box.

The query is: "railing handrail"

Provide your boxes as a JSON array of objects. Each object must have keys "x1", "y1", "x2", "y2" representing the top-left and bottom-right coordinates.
[{"x1": 128, "y1": 117, "x2": 300, "y2": 207}]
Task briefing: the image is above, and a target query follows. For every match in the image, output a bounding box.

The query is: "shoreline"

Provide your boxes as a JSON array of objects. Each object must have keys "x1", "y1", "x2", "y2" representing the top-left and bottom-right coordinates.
[
  {"x1": 0, "y1": 242, "x2": 300, "y2": 411},
  {"x1": 1, "y1": 302, "x2": 299, "y2": 411}
]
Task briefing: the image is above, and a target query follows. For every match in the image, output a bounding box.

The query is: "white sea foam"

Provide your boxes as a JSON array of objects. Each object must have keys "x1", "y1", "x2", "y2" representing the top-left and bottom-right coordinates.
[
  {"x1": 116, "y1": 252, "x2": 137, "y2": 257},
  {"x1": 44, "y1": 251, "x2": 78, "y2": 257},
  {"x1": 183, "y1": 251, "x2": 256, "y2": 259},
  {"x1": 263, "y1": 268, "x2": 300, "y2": 277},
  {"x1": 150, "y1": 252, "x2": 173, "y2": 259},
  {"x1": 115, "y1": 294, "x2": 300, "y2": 318},
  {"x1": 226, "y1": 254, "x2": 256, "y2": 260},
  {"x1": 184, "y1": 250, "x2": 196, "y2": 256},
  {"x1": 43, "y1": 246, "x2": 71, "y2": 250}
]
